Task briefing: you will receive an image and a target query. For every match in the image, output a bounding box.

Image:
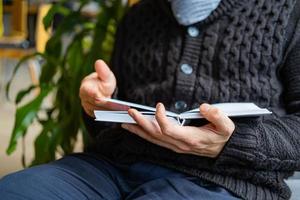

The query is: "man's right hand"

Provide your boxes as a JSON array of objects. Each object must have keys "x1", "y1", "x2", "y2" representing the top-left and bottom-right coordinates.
[{"x1": 79, "y1": 60, "x2": 117, "y2": 117}]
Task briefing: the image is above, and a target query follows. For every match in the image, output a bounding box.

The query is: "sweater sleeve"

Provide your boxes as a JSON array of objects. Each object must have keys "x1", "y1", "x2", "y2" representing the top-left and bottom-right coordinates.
[{"x1": 215, "y1": 36, "x2": 300, "y2": 172}]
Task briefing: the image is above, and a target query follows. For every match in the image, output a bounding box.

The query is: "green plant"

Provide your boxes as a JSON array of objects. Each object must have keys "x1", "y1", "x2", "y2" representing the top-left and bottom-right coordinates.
[{"x1": 6, "y1": 0, "x2": 128, "y2": 166}]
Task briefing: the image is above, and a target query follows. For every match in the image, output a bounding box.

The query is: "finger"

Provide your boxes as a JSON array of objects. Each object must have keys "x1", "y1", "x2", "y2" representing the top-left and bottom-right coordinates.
[
  {"x1": 199, "y1": 104, "x2": 235, "y2": 135},
  {"x1": 155, "y1": 103, "x2": 190, "y2": 140},
  {"x1": 128, "y1": 108, "x2": 158, "y2": 133},
  {"x1": 82, "y1": 104, "x2": 94, "y2": 117},
  {"x1": 93, "y1": 98, "x2": 129, "y2": 111},
  {"x1": 80, "y1": 74, "x2": 103, "y2": 100},
  {"x1": 94, "y1": 60, "x2": 114, "y2": 84},
  {"x1": 128, "y1": 108, "x2": 192, "y2": 152},
  {"x1": 82, "y1": 101, "x2": 110, "y2": 111},
  {"x1": 123, "y1": 122, "x2": 223, "y2": 158},
  {"x1": 80, "y1": 79, "x2": 125, "y2": 111},
  {"x1": 121, "y1": 124, "x2": 188, "y2": 154},
  {"x1": 155, "y1": 103, "x2": 175, "y2": 133},
  {"x1": 83, "y1": 94, "x2": 129, "y2": 111},
  {"x1": 94, "y1": 60, "x2": 116, "y2": 97}
]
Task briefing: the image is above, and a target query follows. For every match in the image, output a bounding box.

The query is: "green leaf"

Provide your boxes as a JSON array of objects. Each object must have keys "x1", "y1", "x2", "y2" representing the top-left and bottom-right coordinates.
[
  {"x1": 31, "y1": 120, "x2": 56, "y2": 166},
  {"x1": 6, "y1": 86, "x2": 51, "y2": 155},
  {"x1": 6, "y1": 53, "x2": 44, "y2": 100},
  {"x1": 15, "y1": 85, "x2": 37, "y2": 104},
  {"x1": 6, "y1": 0, "x2": 128, "y2": 166},
  {"x1": 43, "y1": 3, "x2": 71, "y2": 30}
]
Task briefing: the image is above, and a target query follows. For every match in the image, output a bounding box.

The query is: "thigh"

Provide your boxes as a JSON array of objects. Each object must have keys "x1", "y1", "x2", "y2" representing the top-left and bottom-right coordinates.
[
  {"x1": 0, "y1": 154, "x2": 127, "y2": 200},
  {"x1": 125, "y1": 176, "x2": 240, "y2": 200}
]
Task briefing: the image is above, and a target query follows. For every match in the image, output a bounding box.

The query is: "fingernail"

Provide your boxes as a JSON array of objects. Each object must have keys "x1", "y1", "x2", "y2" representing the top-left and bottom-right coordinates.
[
  {"x1": 156, "y1": 102, "x2": 165, "y2": 111},
  {"x1": 128, "y1": 109, "x2": 135, "y2": 117},
  {"x1": 156, "y1": 103, "x2": 161, "y2": 109},
  {"x1": 121, "y1": 124, "x2": 128, "y2": 129},
  {"x1": 201, "y1": 104, "x2": 210, "y2": 113}
]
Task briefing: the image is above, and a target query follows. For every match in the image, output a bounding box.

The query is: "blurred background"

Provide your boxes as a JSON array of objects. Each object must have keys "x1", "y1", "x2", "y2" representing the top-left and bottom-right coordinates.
[
  {"x1": 0, "y1": 0, "x2": 137, "y2": 177},
  {"x1": 0, "y1": 0, "x2": 55, "y2": 177}
]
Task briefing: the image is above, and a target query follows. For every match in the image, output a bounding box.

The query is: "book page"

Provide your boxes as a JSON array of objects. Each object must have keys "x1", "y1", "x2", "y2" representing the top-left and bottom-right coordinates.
[
  {"x1": 94, "y1": 101, "x2": 272, "y2": 125},
  {"x1": 101, "y1": 98, "x2": 179, "y2": 117},
  {"x1": 94, "y1": 110, "x2": 179, "y2": 124},
  {"x1": 180, "y1": 103, "x2": 271, "y2": 119}
]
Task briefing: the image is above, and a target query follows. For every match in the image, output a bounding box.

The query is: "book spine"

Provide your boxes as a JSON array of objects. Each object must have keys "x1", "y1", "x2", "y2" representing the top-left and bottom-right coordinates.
[{"x1": 176, "y1": 117, "x2": 186, "y2": 126}]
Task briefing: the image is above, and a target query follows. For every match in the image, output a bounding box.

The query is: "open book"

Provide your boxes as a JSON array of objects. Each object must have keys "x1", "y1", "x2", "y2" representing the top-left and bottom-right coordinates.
[{"x1": 94, "y1": 98, "x2": 272, "y2": 126}]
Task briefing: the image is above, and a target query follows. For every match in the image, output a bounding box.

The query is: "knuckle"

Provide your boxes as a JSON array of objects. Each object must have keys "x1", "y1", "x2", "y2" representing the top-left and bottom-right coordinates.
[
  {"x1": 206, "y1": 153, "x2": 217, "y2": 158},
  {"x1": 200, "y1": 143, "x2": 209, "y2": 150},
  {"x1": 161, "y1": 126, "x2": 172, "y2": 135},
  {"x1": 81, "y1": 102, "x2": 87, "y2": 109},
  {"x1": 221, "y1": 119, "x2": 235, "y2": 135},
  {"x1": 178, "y1": 145, "x2": 191, "y2": 152},
  {"x1": 80, "y1": 77, "x2": 88, "y2": 85},
  {"x1": 230, "y1": 121, "x2": 236, "y2": 130},
  {"x1": 80, "y1": 75, "x2": 92, "y2": 86},
  {"x1": 157, "y1": 111, "x2": 165, "y2": 119},
  {"x1": 188, "y1": 139, "x2": 201, "y2": 148},
  {"x1": 212, "y1": 108, "x2": 221, "y2": 118},
  {"x1": 80, "y1": 83, "x2": 92, "y2": 95},
  {"x1": 226, "y1": 123, "x2": 235, "y2": 135},
  {"x1": 127, "y1": 126, "x2": 136, "y2": 134},
  {"x1": 173, "y1": 148, "x2": 184, "y2": 154},
  {"x1": 79, "y1": 84, "x2": 87, "y2": 97},
  {"x1": 150, "y1": 130, "x2": 162, "y2": 139}
]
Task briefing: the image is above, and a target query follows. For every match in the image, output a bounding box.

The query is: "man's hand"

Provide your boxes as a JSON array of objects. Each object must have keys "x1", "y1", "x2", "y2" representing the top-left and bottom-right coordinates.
[
  {"x1": 121, "y1": 103, "x2": 235, "y2": 158},
  {"x1": 79, "y1": 60, "x2": 118, "y2": 117}
]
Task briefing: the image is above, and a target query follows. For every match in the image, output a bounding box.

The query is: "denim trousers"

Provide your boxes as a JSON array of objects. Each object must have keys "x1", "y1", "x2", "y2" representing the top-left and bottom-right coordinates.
[{"x1": 0, "y1": 153, "x2": 239, "y2": 200}]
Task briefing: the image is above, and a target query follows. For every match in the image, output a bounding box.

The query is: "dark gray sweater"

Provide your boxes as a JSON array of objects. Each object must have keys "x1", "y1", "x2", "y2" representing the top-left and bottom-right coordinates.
[{"x1": 83, "y1": 0, "x2": 300, "y2": 199}]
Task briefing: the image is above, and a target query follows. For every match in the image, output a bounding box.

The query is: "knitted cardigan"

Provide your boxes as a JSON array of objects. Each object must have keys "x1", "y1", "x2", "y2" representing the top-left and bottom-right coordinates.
[{"x1": 83, "y1": 0, "x2": 300, "y2": 199}]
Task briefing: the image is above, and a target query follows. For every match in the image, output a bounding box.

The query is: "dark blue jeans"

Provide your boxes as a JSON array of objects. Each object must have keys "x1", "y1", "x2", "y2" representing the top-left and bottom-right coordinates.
[{"x1": 0, "y1": 153, "x2": 239, "y2": 200}]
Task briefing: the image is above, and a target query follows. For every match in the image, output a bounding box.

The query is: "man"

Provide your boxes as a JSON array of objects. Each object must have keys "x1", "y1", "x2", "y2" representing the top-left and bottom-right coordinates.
[{"x1": 1, "y1": 0, "x2": 300, "y2": 199}]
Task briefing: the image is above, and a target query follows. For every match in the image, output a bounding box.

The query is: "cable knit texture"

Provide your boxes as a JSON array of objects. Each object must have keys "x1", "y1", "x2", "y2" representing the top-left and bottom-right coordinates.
[{"x1": 83, "y1": 0, "x2": 300, "y2": 199}]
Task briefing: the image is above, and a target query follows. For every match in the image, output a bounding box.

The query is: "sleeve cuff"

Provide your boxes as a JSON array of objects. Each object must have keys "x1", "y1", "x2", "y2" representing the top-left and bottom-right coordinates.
[{"x1": 215, "y1": 120, "x2": 260, "y2": 168}]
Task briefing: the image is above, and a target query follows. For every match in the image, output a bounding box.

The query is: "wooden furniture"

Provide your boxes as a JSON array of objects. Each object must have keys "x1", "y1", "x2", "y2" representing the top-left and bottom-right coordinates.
[
  {"x1": 0, "y1": 0, "x2": 3, "y2": 37},
  {"x1": 1, "y1": 0, "x2": 28, "y2": 46},
  {"x1": 0, "y1": 2, "x2": 52, "y2": 94},
  {"x1": 129, "y1": 0, "x2": 139, "y2": 6}
]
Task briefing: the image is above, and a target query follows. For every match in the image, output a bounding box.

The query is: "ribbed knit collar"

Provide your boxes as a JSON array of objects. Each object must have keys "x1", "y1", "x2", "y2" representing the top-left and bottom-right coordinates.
[
  {"x1": 200, "y1": 0, "x2": 244, "y2": 24},
  {"x1": 169, "y1": 0, "x2": 222, "y2": 26},
  {"x1": 159, "y1": 0, "x2": 246, "y2": 26}
]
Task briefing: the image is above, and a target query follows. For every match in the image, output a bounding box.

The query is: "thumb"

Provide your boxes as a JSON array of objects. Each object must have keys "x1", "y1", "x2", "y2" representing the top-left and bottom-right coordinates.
[
  {"x1": 94, "y1": 60, "x2": 114, "y2": 83},
  {"x1": 94, "y1": 59, "x2": 116, "y2": 97}
]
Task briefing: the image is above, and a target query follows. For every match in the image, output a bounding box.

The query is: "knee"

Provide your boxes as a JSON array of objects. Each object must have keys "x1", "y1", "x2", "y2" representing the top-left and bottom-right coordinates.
[
  {"x1": 0, "y1": 170, "x2": 30, "y2": 190},
  {"x1": 0, "y1": 165, "x2": 61, "y2": 194},
  {"x1": 0, "y1": 170, "x2": 30, "y2": 197}
]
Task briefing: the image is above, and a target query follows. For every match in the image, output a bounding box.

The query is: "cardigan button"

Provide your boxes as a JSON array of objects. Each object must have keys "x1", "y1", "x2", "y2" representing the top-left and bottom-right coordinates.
[
  {"x1": 187, "y1": 26, "x2": 200, "y2": 37},
  {"x1": 180, "y1": 64, "x2": 193, "y2": 75},
  {"x1": 175, "y1": 101, "x2": 187, "y2": 111}
]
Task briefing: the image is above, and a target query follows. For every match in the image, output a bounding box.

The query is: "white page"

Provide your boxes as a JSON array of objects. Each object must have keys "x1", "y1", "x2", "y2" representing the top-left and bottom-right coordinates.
[
  {"x1": 180, "y1": 110, "x2": 271, "y2": 119},
  {"x1": 94, "y1": 110, "x2": 156, "y2": 115},
  {"x1": 180, "y1": 103, "x2": 271, "y2": 119},
  {"x1": 183, "y1": 103, "x2": 271, "y2": 113},
  {"x1": 101, "y1": 98, "x2": 179, "y2": 117},
  {"x1": 94, "y1": 111, "x2": 179, "y2": 124}
]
